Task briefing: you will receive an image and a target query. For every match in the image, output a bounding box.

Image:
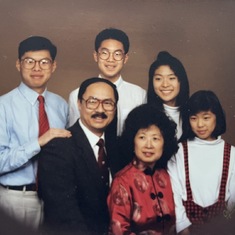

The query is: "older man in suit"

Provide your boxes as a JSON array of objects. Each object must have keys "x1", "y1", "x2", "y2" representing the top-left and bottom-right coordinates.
[{"x1": 38, "y1": 77, "x2": 119, "y2": 235}]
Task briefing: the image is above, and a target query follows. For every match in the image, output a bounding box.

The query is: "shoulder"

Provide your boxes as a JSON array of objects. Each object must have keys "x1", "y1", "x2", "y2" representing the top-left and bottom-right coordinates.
[
  {"x1": 46, "y1": 91, "x2": 68, "y2": 106},
  {"x1": 69, "y1": 88, "x2": 80, "y2": 97},
  {"x1": 114, "y1": 163, "x2": 134, "y2": 179},
  {"x1": 121, "y1": 80, "x2": 146, "y2": 93},
  {"x1": 0, "y1": 87, "x2": 19, "y2": 103},
  {"x1": 43, "y1": 136, "x2": 75, "y2": 153}
]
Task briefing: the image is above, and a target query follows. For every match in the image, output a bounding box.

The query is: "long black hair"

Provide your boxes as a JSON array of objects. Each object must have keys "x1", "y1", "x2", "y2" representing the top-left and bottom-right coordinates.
[{"x1": 147, "y1": 51, "x2": 189, "y2": 111}]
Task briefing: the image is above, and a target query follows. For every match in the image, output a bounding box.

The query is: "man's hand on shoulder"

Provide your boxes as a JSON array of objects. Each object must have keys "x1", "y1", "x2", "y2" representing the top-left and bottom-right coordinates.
[{"x1": 38, "y1": 128, "x2": 72, "y2": 147}]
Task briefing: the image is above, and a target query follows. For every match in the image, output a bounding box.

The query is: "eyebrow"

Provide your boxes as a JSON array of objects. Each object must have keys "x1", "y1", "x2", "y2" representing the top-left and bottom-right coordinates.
[
  {"x1": 154, "y1": 72, "x2": 175, "y2": 76},
  {"x1": 100, "y1": 48, "x2": 123, "y2": 52}
]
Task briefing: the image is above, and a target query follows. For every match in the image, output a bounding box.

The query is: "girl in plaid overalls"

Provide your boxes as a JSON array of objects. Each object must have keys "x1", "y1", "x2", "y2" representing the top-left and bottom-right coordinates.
[{"x1": 168, "y1": 90, "x2": 235, "y2": 235}]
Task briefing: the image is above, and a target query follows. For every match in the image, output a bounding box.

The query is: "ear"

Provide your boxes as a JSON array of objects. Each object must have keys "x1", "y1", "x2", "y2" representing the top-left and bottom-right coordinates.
[
  {"x1": 123, "y1": 53, "x2": 129, "y2": 64},
  {"x1": 77, "y1": 99, "x2": 82, "y2": 111},
  {"x1": 16, "y1": 59, "x2": 21, "y2": 72},
  {"x1": 51, "y1": 61, "x2": 57, "y2": 73},
  {"x1": 93, "y1": 51, "x2": 98, "y2": 62}
]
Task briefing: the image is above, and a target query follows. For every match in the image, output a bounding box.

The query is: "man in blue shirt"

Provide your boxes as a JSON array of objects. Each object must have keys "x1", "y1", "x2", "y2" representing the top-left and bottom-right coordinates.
[{"x1": 0, "y1": 36, "x2": 71, "y2": 230}]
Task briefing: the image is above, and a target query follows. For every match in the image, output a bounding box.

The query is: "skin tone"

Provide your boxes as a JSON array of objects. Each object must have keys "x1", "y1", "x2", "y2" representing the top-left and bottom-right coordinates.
[
  {"x1": 93, "y1": 39, "x2": 128, "y2": 83},
  {"x1": 179, "y1": 110, "x2": 216, "y2": 235},
  {"x1": 16, "y1": 50, "x2": 71, "y2": 147},
  {"x1": 153, "y1": 65, "x2": 180, "y2": 107},
  {"x1": 78, "y1": 82, "x2": 116, "y2": 137},
  {"x1": 134, "y1": 125, "x2": 164, "y2": 169},
  {"x1": 189, "y1": 110, "x2": 217, "y2": 141},
  {"x1": 16, "y1": 50, "x2": 56, "y2": 94}
]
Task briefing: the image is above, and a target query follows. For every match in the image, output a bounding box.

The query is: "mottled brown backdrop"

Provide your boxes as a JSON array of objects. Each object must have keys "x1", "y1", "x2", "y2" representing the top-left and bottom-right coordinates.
[{"x1": 0, "y1": 0, "x2": 234, "y2": 144}]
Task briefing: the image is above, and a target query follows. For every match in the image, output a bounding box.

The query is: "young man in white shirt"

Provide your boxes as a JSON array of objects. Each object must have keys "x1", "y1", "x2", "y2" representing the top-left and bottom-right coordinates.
[{"x1": 68, "y1": 28, "x2": 146, "y2": 135}]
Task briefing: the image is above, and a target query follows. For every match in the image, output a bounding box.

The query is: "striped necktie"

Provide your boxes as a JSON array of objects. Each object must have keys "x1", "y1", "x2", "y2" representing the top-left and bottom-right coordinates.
[
  {"x1": 38, "y1": 95, "x2": 49, "y2": 136},
  {"x1": 97, "y1": 138, "x2": 109, "y2": 193}
]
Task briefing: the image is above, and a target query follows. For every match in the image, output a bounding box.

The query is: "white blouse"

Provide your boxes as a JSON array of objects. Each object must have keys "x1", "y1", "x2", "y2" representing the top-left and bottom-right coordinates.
[
  {"x1": 167, "y1": 137, "x2": 235, "y2": 233},
  {"x1": 163, "y1": 104, "x2": 182, "y2": 140}
]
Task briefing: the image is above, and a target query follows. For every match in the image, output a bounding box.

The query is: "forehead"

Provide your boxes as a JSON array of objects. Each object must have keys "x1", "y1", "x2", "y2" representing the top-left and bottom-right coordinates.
[
  {"x1": 99, "y1": 39, "x2": 124, "y2": 51},
  {"x1": 154, "y1": 65, "x2": 175, "y2": 75},
  {"x1": 21, "y1": 50, "x2": 51, "y2": 59},
  {"x1": 84, "y1": 82, "x2": 115, "y2": 100},
  {"x1": 136, "y1": 125, "x2": 162, "y2": 135}
]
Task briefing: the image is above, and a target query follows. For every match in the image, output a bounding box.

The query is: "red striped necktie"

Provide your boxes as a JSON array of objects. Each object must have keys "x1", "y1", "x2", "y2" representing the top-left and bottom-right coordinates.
[
  {"x1": 97, "y1": 138, "x2": 109, "y2": 192},
  {"x1": 38, "y1": 95, "x2": 49, "y2": 136}
]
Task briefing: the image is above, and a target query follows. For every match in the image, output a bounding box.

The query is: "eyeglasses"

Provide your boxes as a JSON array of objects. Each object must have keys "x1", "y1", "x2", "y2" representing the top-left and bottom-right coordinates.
[
  {"x1": 21, "y1": 57, "x2": 53, "y2": 70},
  {"x1": 82, "y1": 97, "x2": 116, "y2": 111},
  {"x1": 98, "y1": 49, "x2": 125, "y2": 61}
]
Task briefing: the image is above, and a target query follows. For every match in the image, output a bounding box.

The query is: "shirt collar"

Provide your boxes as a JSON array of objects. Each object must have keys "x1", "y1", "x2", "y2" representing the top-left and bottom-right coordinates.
[
  {"x1": 18, "y1": 82, "x2": 47, "y2": 105},
  {"x1": 79, "y1": 119, "x2": 105, "y2": 148},
  {"x1": 98, "y1": 74, "x2": 123, "y2": 89}
]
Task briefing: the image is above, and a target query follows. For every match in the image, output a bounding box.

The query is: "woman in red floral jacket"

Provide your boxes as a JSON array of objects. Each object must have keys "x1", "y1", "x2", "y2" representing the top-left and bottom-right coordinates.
[{"x1": 107, "y1": 104, "x2": 179, "y2": 235}]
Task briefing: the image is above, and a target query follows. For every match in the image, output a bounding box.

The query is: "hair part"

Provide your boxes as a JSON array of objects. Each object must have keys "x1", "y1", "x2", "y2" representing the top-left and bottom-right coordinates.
[
  {"x1": 18, "y1": 36, "x2": 57, "y2": 60},
  {"x1": 94, "y1": 28, "x2": 129, "y2": 54}
]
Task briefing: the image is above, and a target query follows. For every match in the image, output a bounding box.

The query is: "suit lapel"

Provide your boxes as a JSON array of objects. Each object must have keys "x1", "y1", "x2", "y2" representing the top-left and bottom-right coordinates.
[{"x1": 70, "y1": 122, "x2": 105, "y2": 192}]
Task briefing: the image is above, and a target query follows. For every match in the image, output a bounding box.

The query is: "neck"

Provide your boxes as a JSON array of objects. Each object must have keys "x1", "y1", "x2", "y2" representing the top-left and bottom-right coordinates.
[{"x1": 100, "y1": 74, "x2": 120, "y2": 83}]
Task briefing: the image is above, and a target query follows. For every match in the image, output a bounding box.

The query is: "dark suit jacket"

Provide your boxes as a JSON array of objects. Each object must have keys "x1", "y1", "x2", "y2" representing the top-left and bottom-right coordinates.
[{"x1": 38, "y1": 121, "x2": 120, "y2": 235}]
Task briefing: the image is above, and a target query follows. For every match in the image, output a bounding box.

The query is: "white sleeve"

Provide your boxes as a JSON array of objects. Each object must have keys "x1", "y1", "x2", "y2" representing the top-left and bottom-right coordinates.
[
  {"x1": 68, "y1": 88, "x2": 80, "y2": 127},
  {"x1": 226, "y1": 145, "x2": 235, "y2": 213},
  {"x1": 167, "y1": 145, "x2": 192, "y2": 233}
]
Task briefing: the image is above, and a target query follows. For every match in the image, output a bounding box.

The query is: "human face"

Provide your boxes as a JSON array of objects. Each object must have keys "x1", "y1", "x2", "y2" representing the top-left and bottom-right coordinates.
[
  {"x1": 134, "y1": 125, "x2": 164, "y2": 169},
  {"x1": 189, "y1": 111, "x2": 217, "y2": 141},
  {"x1": 93, "y1": 39, "x2": 128, "y2": 83},
  {"x1": 153, "y1": 65, "x2": 180, "y2": 107},
  {"x1": 78, "y1": 82, "x2": 116, "y2": 136},
  {"x1": 16, "y1": 50, "x2": 56, "y2": 94}
]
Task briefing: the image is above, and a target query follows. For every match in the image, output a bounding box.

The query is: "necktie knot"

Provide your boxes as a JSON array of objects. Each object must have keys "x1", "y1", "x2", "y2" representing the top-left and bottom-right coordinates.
[
  {"x1": 38, "y1": 95, "x2": 44, "y2": 103},
  {"x1": 97, "y1": 138, "x2": 105, "y2": 148}
]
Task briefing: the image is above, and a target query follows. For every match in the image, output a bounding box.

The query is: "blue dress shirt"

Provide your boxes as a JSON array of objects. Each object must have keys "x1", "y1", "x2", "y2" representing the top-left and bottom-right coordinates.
[{"x1": 0, "y1": 82, "x2": 68, "y2": 186}]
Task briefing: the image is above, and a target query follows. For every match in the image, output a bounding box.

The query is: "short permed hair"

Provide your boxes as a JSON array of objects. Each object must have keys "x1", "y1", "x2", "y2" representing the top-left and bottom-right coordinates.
[
  {"x1": 94, "y1": 28, "x2": 129, "y2": 54},
  {"x1": 18, "y1": 36, "x2": 57, "y2": 60},
  {"x1": 120, "y1": 104, "x2": 178, "y2": 169}
]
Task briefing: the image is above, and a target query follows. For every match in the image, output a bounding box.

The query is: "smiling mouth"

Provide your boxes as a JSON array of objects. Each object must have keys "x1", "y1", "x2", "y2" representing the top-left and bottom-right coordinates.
[
  {"x1": 161, "y1": 90, "x2": 172, "y2": 94},
  {"x1": 31, "y1": 75, "x2": 43, "y2": 79},
  {"x1": 197, "y1": 130, "x2": 207, "y2": 135},
  {"x1": 143, "y1": 152, "x2": 154, "y2": 157},
  {"x1": 105, "y1": 64, "x2": 116, "y2": 69}
]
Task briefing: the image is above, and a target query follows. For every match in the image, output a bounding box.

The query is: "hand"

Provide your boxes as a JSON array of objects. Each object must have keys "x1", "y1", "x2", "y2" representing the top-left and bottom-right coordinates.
[{"x1": 38, "y1": 128, "x2": 72, "y2": 147}]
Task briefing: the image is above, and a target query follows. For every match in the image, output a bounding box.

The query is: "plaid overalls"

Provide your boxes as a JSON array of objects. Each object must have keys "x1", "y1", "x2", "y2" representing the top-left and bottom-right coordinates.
[{"x1": 182, "y1": 141, "x2": 231, "y2": 233}]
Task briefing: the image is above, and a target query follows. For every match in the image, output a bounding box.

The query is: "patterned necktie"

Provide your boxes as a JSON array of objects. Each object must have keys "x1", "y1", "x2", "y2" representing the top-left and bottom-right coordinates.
[
  {"x1": 97, "y1": 138, "x2": 109, "y2": 192},
  {"x1": 38, "y1": 95, "x2": 49, "y2": 136}
]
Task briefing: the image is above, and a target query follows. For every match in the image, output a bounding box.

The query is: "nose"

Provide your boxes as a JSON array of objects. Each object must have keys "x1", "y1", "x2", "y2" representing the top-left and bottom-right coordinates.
[
  {"x1": 107, "y1": 52, "x2": 115, "y2": 62},
  {"x1": 145, "y1": 139, "x2": 153, "y2": 148},
  {"x1": 96, "y1": 101, "x2": 105, "y2": 112},
  {"x1": 197, "y1": 118, "x2": 204, "y2": 127},
  {"x1": 162, "y1": 78, "x2": 169, "y2": 87},
  {"x1": 33, "y1": 61, "x2": 41, "y2": 71}
]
